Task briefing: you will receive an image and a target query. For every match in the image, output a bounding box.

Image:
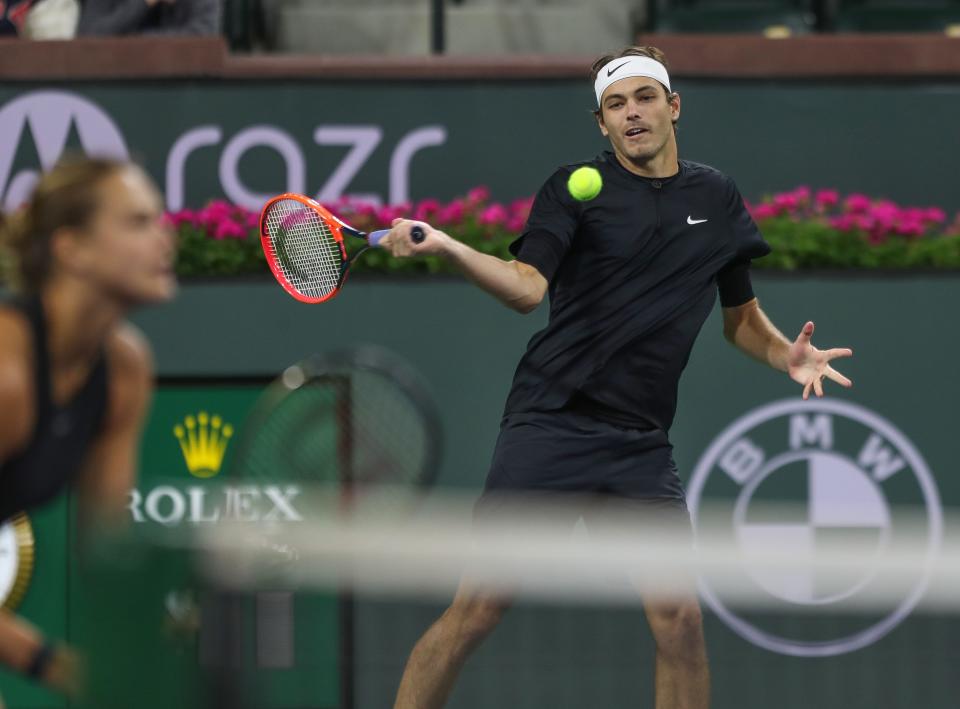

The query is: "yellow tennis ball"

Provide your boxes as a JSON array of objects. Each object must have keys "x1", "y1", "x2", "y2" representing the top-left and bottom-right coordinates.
[{"x1": 567, "y1": 166, "x2": 602, "y2": 201}]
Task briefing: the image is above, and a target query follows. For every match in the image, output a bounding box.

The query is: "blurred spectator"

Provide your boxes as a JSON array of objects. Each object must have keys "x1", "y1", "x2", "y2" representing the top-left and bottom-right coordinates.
[
  {"x1": 76, "y1": 0, "x2": 220, "y2": 36},
  {"x1": 1, "y1": 0, "x2": 37, "y2": 35},
  {"x1": 24, "y1": 0, "x2": 80, "y2": 38}
]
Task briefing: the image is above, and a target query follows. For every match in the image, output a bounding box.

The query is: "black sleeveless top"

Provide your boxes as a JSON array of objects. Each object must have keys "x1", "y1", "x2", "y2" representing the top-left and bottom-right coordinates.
[{"x1": 0, "y1": 297, "x2": 109, "y2": 524}]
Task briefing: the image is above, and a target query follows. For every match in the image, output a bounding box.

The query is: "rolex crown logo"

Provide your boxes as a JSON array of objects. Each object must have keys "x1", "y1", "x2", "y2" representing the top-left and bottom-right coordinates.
[{"x1": 174, "y1": 412, "x2": 234, "y2": 478}]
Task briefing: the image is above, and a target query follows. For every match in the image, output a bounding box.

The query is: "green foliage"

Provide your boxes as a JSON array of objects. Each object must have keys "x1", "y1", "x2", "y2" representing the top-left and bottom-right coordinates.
[
  {"x1": 754, "y1": 218, "x2": 960, "y2": 270},
  {"x1": 5, "y1": 189, "x2": 960, "y2": 289},
  {"x1": 170, "y1": 216, "x2": 960, "y2": 279},
  {"x1": 174, "y1": 224, "x2": 266, "y2": 277}
]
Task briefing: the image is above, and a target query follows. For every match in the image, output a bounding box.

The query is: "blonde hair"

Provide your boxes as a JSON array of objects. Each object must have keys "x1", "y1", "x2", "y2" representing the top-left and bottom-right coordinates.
[{"x1": 0, "y1": 156, "x2": 126, "y2": 293}]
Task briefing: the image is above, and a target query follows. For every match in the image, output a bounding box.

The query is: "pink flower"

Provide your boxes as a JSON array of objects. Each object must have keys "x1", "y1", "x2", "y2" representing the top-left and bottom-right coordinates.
[
  {"x1": 844, "y1": 193, "x2": 872, "y2": 214},
  {"x1": 751, "y1": 204, "x2": 780, "y2": 220},
  {"x1": 350, "y1": 202, "x2": 377, "y2": 217},
  {"x1": 870, "y1": 200, "x2": 898, "y2": 216},
  {"x1": 167, "y1": 209, "x2": 199, "y2": 228},
  {"x1": 792, "y1": 186, "x2": 812, "y2": 203},
  {"x1": 467, "y1": 186, "x2": 491, "y2": 205},
  {"x1": 375, "y1": 203, "x2": 411, "y2": 225},
  {"x1": 214, "y1": 219, "x2": 247, "y2": 240},
  {"x1": 329, "y1": 195, "x2": 370, "y2": 215},
  {"x1": 413, "y1": 199, "x2": 442, "y2": 222},
  {"x1": 829, "y1": 215, "x2": 856, "y2": 231},
  {"x1": 506, "y1": 215, "x2": 527, "y2": 233},
  {"x1": 870, "y1": 202, "x2": 899, "y2": 234},
  {"x1": 374, "y1": 206, "x2": 396, "y2": 225},
  {"x1": 280, "y1": 209, "x2": 311, "y2": 231},
  {"x1": 894, "y1": 221, "x2": 925, "y2": 238},
  {"x1": 815, "y1": 190, "x2": 839, "y2": 209},
  {"x1": 437, "y1": 199, "x2": 466, "y2": 224},
  {"x1": 509, "y1": 197, "x2": 534, "y2": 217},
  {"x1": 478, "y1": 203, "x2": 508, "y2": 227},
  {"x1": 924, "y1": 207, "x2": 947, "y2": 224},
  {"x1": 773, "y1": 193, "x2": 799, "y2": 212},
  {"x1": 900, "y1": 207, "x2": 926, "y2": 224},
  {"x1": 197, "y1": 201, "x2": 233, "y2": 226}
]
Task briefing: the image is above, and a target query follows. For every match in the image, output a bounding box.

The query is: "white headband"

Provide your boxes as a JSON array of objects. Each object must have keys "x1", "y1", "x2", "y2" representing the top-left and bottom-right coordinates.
[{"x1": 594, "y1": 56, "x2": 671, "y2": 106}]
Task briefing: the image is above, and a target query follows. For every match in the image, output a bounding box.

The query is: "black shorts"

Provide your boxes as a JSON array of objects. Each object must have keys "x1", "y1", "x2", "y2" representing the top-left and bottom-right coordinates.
[{"x1": 477, "y1": 409, "x2": 689, "y2": 530}]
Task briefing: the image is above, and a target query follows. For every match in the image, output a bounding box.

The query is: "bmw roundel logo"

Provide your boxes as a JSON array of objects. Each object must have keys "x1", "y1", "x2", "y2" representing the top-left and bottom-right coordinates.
[{"x1": 687, "y1": 399, "x2": 942, "y2": 657}]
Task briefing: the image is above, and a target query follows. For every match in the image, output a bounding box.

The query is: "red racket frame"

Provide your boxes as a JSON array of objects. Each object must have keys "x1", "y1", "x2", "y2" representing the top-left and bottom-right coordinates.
[{"x1": 259, "y1": 193, "x2": 351, "y2": 304}]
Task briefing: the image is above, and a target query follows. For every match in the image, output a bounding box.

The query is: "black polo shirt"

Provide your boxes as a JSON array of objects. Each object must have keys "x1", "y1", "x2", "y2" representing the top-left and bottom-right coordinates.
[{"x1": 505, "y1": 151, "x2": 771, "y2": 432}]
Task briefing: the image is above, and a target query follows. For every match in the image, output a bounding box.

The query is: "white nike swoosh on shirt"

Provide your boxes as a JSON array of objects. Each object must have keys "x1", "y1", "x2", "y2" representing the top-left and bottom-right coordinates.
[{"x1": 687, "y1": 216, "x2": 708, "y2": 225}]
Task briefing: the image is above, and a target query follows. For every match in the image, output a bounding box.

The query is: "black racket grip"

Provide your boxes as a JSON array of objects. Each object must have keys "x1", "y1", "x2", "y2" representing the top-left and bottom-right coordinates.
[{"x1": 411, "y1": 225, "x2": 426, "y2": 244}]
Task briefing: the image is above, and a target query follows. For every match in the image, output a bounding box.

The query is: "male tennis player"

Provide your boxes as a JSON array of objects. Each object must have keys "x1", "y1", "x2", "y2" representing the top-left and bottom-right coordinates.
[{"x1": 381, "y1": 46, "x2": 852, "y2": 709}]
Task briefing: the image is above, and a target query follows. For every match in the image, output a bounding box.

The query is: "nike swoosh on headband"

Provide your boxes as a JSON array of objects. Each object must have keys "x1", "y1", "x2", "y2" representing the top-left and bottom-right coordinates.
[
  {"x1": 595, "y1": 56, "x2": 672, "y2": 106},
  {"x1": 606, "y1": 62, "x2": 629, "y2": 77}
]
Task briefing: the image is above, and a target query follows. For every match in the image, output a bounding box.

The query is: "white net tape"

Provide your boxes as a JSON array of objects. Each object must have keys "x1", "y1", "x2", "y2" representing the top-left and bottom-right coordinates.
[{"x1": 182, "y1": 489, "x2": 960, "y2": 614}]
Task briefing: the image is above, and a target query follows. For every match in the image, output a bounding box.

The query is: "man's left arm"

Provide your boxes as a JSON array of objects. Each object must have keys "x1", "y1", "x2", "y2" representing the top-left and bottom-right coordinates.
[
  {"x1": 715, "y1": 175, "x2": 850, "y2": 398},
  {"x1": 722, "y1": 297, "x2": 853, "y2": 400}
]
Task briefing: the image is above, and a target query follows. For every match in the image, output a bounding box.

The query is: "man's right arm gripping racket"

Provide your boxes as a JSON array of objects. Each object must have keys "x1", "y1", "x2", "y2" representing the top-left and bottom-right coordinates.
[{"x1": 378, "y1": 219, "x2": 548, "y2": 314}]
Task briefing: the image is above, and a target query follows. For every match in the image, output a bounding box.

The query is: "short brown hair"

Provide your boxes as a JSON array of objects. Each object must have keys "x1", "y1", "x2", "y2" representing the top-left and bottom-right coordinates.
[
  {"x1": 0, "y1": 156, "x2": 126, "y2": 293},
  {"x1": 590, "y1": 46, "x2": 678, "y2": 130}
]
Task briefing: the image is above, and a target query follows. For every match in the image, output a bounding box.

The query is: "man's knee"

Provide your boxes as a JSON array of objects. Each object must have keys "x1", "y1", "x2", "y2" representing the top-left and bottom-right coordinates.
[
  {"x1": 444, "y1": 596, "x2": 509, "y2": 644},
  {"x1": 646, "y1": 601, "x2": 705, "y2": 659}
]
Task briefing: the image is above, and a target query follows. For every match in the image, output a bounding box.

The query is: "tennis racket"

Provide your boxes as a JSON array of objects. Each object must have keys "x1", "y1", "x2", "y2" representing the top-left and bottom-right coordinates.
[
  {"x1": 220, "y1": 347, "x2": 442, "y2": 709},
  {"x1": 259, "y1": 193, "x2": 425, "y2": 303},
  {"x1": 228, "y1": 346, "x2": 442, "y2": 498}
]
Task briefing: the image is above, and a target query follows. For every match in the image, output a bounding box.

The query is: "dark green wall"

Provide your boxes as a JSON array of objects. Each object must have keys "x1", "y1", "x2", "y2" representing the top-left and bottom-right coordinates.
[
  {"x1": 130, "y1": 276, "x2": 957, "y2": 504},
  {"x1": 3, "y1": 276, "x2": 959, "y2": 708},
  {"x1": 133, "y1": 276, "x2": 957, "y2": 709},
  {"x1": 1, "y1": 81, "x2": 958, "y2": 212}
]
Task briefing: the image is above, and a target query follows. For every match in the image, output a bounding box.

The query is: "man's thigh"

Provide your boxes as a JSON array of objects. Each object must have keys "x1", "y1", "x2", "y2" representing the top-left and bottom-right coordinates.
[{"x1": 582, "y1": 496, "x2": 697, "y2": 602}]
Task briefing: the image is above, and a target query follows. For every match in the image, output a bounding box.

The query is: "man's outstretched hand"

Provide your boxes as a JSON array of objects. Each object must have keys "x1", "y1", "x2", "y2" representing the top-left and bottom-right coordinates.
[{"x1": 787, "y1": 321, "x2": 853, "y2": 400}]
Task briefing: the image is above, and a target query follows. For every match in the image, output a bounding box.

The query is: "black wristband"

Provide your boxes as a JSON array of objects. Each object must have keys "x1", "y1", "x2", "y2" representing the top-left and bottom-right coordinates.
[{"x1": 26, "y1": 641, "x2": 55, "y2": 679}]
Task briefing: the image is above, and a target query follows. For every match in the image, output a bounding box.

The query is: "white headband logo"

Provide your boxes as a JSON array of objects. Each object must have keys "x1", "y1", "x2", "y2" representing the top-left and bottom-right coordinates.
[{"x1": 594, "y1": 56, "x2": 672, "y2": 107}]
